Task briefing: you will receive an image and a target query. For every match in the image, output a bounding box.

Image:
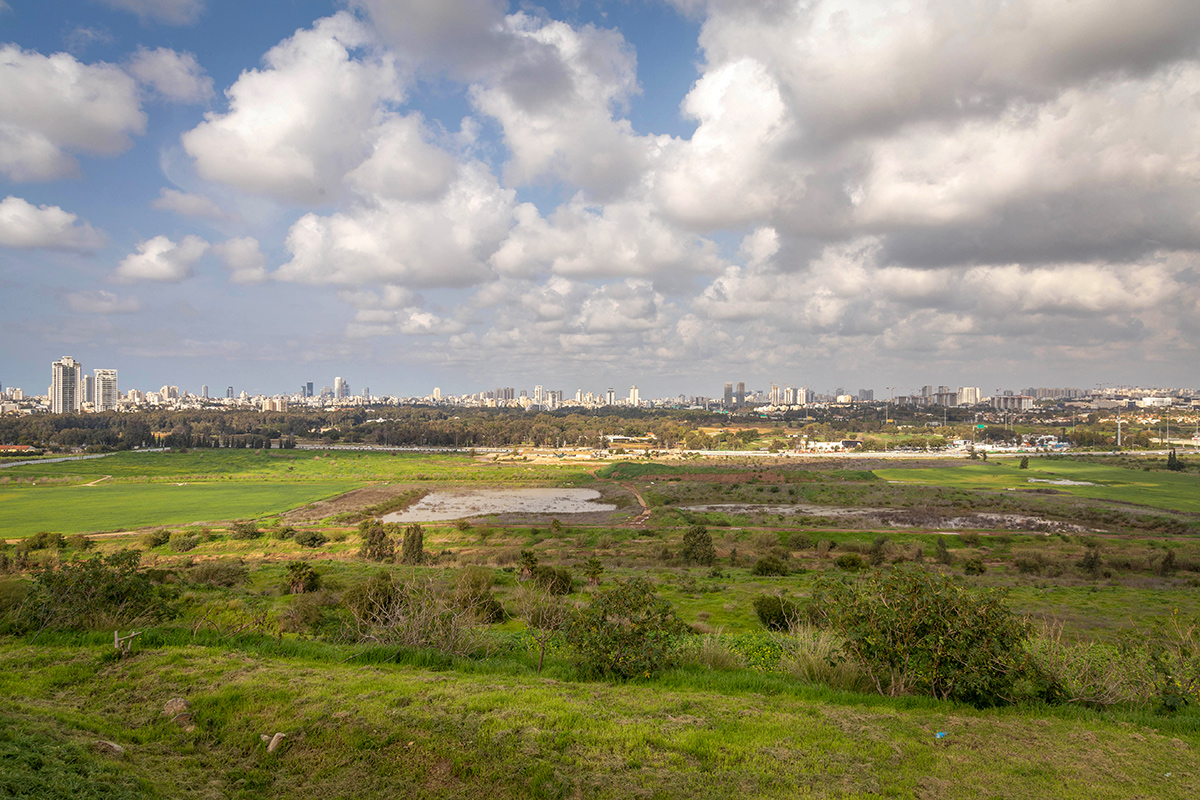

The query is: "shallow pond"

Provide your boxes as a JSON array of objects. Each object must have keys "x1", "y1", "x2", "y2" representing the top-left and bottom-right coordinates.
[{"x1": 383, "y1": 487, "x2": 616, "y2": 522}]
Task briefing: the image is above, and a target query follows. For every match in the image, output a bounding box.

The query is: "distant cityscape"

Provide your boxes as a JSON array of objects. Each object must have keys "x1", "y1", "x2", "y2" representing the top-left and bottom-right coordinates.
[{"x1": 2, "y1": 355, "x2": 1198, "y2": 417}]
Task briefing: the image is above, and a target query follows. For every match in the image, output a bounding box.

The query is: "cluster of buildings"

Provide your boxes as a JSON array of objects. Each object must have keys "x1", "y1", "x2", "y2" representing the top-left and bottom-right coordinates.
[{"x1": 2, "y1": 357, "x2": 1199, "y2": 417}]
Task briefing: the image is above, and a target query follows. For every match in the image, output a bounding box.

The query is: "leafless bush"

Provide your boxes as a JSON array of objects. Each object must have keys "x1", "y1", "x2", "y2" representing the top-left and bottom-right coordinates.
[{"x1": 343, "y1": 571, "x2": 490, "y2": 656}]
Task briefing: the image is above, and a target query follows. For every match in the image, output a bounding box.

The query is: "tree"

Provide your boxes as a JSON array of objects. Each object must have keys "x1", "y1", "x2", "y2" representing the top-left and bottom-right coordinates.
[
  {"x1": 681, "y1": 524, "x2": 716, "y2": 566},
  {"x1": 357, "y1": 519, "x2": 396, "y2": 562},
  {"x1": 401, "y1": 523, "x2": 425, "y2": 565},
  {"x1": 934, "y1": 537, "x2": 954, "y2": 565},
  {"x1": 1019, "y1": 456, "x2": 1030, "y2": 469},
  {"x1": 516, "y1": 586, "x2": 571, "y2": 674}
]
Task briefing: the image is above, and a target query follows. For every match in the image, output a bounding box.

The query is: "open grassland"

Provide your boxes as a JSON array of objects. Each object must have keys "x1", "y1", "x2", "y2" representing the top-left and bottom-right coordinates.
[
  {"x1": 875, "y1": 458, "x2": 1200, "y2": 514},
  {"x1": 0, "y1": 482, "x2": 358, "y2": 538},
  {"x1": 0, "y1": 642, "x2": 1196, "y2": 800},
  {"x1": 0, "y1": 450, "x2": 595, "y2": 538},
  {"x1": 0, "y1": 449, "x2": 594, "y2": 485}
]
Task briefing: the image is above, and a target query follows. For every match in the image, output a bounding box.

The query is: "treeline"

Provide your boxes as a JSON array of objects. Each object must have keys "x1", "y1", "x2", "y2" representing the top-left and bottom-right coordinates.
[{"x1": 0, "y1": 407, "x2": 726, "y2": 451}]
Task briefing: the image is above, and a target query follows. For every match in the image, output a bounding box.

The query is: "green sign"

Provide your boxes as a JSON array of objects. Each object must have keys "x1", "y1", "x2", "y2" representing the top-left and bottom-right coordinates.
[{"x1": 976, "y1": 424, "x2": 986, "y2": 429}]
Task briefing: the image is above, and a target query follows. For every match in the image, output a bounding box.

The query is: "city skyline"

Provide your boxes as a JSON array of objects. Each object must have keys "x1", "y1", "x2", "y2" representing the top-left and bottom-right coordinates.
[{"x1": 3, "y1": 2, "x2": 1200, "y2": 396}]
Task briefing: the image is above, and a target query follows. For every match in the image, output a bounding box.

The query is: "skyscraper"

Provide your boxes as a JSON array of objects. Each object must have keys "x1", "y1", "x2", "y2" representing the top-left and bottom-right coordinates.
[
  {"x1": 334, "y1": 376, "x2": 345, "y2": 399},
  {"x1": 94, "y1": 369, "x2": 118, "y2": 411},
  {"x1": 50, "y1": 356, "x2": 83, "y2": 414},
  {"x1": 736, "y1": 381, "x2": 745, "y2": 408},
  {"x1": 724, "y1": 382, "x2": 733, "y2": 408},
  {"x1": 629, "y1": 385, "x2": 639, "y2": 406},
  {"x1": 606, "y1": 387, "x2": 615, "y2": 406}
]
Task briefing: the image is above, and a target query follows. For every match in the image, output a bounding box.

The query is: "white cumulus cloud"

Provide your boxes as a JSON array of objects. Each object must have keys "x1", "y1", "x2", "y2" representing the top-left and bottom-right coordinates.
[
  {"x1": 181, "y1": 13, "x2": 404, "y2": 204},
  {"x1": 0, "y1": 45, "x2": 145, "y2": 181},
  {"x1": 127, "y1": 47, "x2": 214, "y2": 103},
  {"x1": 114, "y1": 234, "x2": 209, "y2": 282},
  {"x1": 0, "y1": 195, "x2": 106, "y2": 250},
  {"x1": 212, "y1": 236, "x2": 267, "y2": 284}
]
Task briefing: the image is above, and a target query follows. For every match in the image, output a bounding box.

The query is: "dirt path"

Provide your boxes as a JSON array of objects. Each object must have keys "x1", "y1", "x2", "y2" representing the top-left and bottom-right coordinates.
[
  {"x1": 586, "y1": 465, "x2": 651, "y2": 527},
  {"x1": 81, "y1": 475, "x2": 112, "y2": 487}
]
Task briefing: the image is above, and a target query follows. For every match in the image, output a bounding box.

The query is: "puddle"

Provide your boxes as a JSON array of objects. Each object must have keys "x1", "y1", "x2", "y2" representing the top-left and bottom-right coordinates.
[
  {"x1": 1027, "y1": 478, "x2": 1097, "y2": 486},
  {"x1": 383, "y1": 488, "x2": 616, "y2": 522}
]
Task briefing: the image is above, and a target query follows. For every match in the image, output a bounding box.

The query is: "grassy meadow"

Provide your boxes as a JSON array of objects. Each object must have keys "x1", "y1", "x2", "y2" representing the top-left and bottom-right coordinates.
[
  {"x1": 1, "y1": 449, "x2": 1199, "y2": 798},
  {"x1": 876, "y1": 458, "x2": 1200, "y2": 513}
]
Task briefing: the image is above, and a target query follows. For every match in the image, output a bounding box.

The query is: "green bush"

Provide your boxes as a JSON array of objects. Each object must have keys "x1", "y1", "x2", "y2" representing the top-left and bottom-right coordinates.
[
  {"x1": 294, "y1": 529, "x2": 328, "y2": 548},
  {"x1": 16, "y1": 550, "x2": 178, "y2": 634},
  {"x1": 811, "y1": 567, "x2": 1038, "y2": 706},
  {"x1": 271, "y1": 525, "x2": 297, "y2": 540},
  {"x1": 934, "y1": 537, "x2": 954, "y2": 565},
  {"x1": 681, "y1": 524, "x2": 716, "y2": 566},
  {"x1": 141, "y1": 528, "x2": 170, "y2": 548},
  {"x1": 455, "y1": 566, "x2": 505, "y2": 623},
  {"x1": 963, "y1": 557, "x2": 986, "y2": 575},
  {"x1": 187, "y1": 561, "x2": 248, "y2": 587},
  {"x1": 568, "y1": 577, "x2": 688, "y2": 679},
  {"x1": 285, "y1": 561, "x2": 321, "y2": 594},
  {"x1": 228, "y1": 520, "x2": 262, "y2": 540},
  {"x1": 786, "y1": 532, "x2": 814, "y2": 550},
  {"x1": 68, "y1": 534, "x2": 94, "y2": 551},
  {"x1": 751, "y1": 556, "x2": 789, "y2": 576},
  {"x1": 169, "y1": 532, "x2": 200, "y2": 552},
  {"x1": 531, "y1": 564, "x2": 573, "y2": 595},
  {"x1": 834, "y1": 553, "x2": 865, "y2": 571},
  {"x1": 753, "y1": 594, "x2": 801, "y2": 631},
  {"x1": 25, "y1": 532, "x2": 67, "y2": 551}
]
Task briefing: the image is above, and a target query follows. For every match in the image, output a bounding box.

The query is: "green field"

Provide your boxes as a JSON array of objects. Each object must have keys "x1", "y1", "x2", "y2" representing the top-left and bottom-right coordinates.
[
  {"x1": 0, "y1": 481, "x2": 358, "y2": 537},
  {"x1": 0, "y1": 449, "x2": 595, "y2": 538},
  {"x1": 875, "y1": 458, "x2": 1200, "y2": 513},
  {"x1": 0, "y1": 449, "x2": 592, "y2": 484}
]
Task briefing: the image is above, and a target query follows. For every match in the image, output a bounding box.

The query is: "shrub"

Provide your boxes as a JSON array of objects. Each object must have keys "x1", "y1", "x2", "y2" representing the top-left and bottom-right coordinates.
[
  {"x1": 751, "y1": 556, "x2": 789, "y2": 576},
  {"x1": 753, "y1": 594, "x2": 801, "y2": 631},
  {"x1": 1080, "y1": 547, "x2": 1102, "y2": 578},
  {"x1": 294, "y1": 529, "x2": 328, "y2": 548},
  {"x1": 141, "y1": 528, "x2": 170, "y2": 549},
  {"x1": 17, "y1": 550, "x2": 178, "y2": 634},
  {"x1": 401, "y1": 524, "x2": 425, "y2": 565},
  {"x1": 271, "y1": 526, "x2": 297, "y2": 540},
  {"x1": 68, "y1": 535, "x2": 94, "y2": 551},
  {"x1": 787, "y1": 533, "x2": 814, "y2": 550},
  {"x1": 188, "y1": 561, "x2": 248, "y2": 587},
  {"x1": 1157, "y1": 549, "x2": 1177, "y2": 577},
  {"x1": 834, "y1": 553, "x2": 865, "y2": 571},
  {"x1": 229, "y1": 520, "x2": 262, "y2": 540},
  {"x1": 868, "y1": 536, "x2": 891, "y2": 566},
  {"x1": 810, "y1": 567, "x2": 1037, "y2": 706},
  {"x1": 343, "y1": 571, "x2": 486, "y2": 656},
  {"x1": 455, "y1": 566, "x2": 505, "y2": 623},
  {"x1": 531, "y1": 564, "x2": 573, "y2": 595},
  {"x1": 357, "y1": 519, "x2": 397, "y2": 562},
  {"x1": 169, "y1": 532, "x2": 200, "y2": 552},
  {"x1": 934, "y1": 537, "x2": 954, "y2": 565},
  {"x1": 963, "y1": 557, "x2": 986, "y2": 575},
  {"x1": 960, "y1": 532, "x2": 982, "y2": 547},
  {"x1": 285, "y1": 561, "x2": 321, "y2": 594},
  {"x1": 568, "y1": 577, "x2": 688, "y2": 678},
  {"x1": 681, "y1": 525, "x2": 716, "y2": 566},
  {"x1": 26, "y1": 532, "x2": 67, "y2": 551}
]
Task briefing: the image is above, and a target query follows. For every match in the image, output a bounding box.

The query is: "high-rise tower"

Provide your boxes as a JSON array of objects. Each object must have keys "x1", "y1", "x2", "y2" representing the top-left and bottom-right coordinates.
[
  {"x1": 94, "y1": 369, "x2": 118, "y2": 411},
  {"x1": 50, "y1": 356, "x2": 83, "y2": 414}
]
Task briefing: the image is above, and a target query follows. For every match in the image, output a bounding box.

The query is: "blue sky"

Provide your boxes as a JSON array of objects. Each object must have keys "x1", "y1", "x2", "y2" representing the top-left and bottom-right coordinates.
[{"x1": 3, "y1": 0, "x2": 1200, "y2": 400}]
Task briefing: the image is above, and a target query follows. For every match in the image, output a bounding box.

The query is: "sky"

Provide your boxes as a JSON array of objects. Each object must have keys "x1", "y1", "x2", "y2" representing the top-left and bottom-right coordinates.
[{"x1": 2, "y1": 0, "x2": 1199, "y2": 400}]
